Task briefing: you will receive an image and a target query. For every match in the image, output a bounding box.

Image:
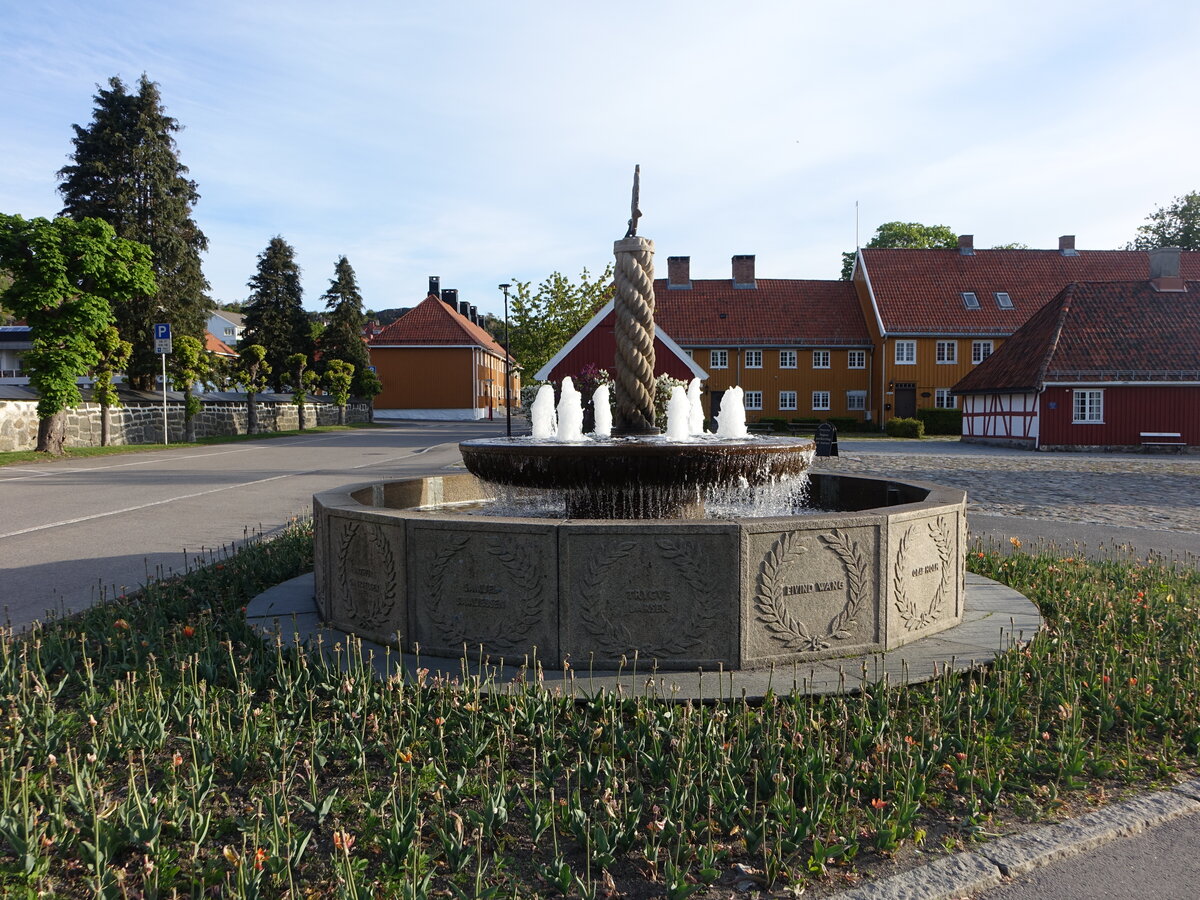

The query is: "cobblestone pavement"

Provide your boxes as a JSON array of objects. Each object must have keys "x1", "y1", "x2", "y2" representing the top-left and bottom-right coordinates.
[{"x1": 813, "y1": 449, "x2": 1200, "y2": 535}]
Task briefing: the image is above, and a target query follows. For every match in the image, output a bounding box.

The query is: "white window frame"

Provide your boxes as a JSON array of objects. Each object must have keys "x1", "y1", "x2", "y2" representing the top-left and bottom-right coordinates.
[
  {"x1": 710, "y1": 349, "x2": 728, "y2": 369},
  {"x1": 811, "y1": 390, "x2": 831, "y2": 411},
  {"x1": 1073, "y1": 389, "x2": 1104, "y2": 423},
  {"x1": 846, "y1": 390, "x2": 866, "y2": 411},
  {"x1": 744, "y1": 349, "x2": 762, "y2": 369},
  {"x1": 779, "y1": 391, "x2": 797, "y2": 411},
  {"x1": 972, "y1": 340, "x2": 994, "y2": 364},
  {"x1": 812, "y1": 350, "x2": 831, "y2": 369},
  {"x1": 935, "y1": 388, "x2": 956, "y2": 409},
  {"x1": 995, "y1": 292, "x2": 1014, "y2": 309},
  {"x1": 847, "y1": 350, "x2": 866, "y2": 369},
  {"x1": 894, "y1": 340, "x2": 916, "y2": 365},
  {"x1": 744, "y1": 390, "x2": 763, "y2": 410},
  {"x1": 223, "y1": 326, "x2": 235, "y2": 336},
  {"x1": 779, "y1": 350, "x2": 797, "y2": 369},
  {"x1": 936, "y1": 341, "x2": 958, "y2": 364}
]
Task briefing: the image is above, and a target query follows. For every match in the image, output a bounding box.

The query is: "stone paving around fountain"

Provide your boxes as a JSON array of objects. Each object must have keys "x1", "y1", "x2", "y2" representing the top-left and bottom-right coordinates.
[{"x1": 816, "y1": 443, "x2": 1200, "y2": 535}]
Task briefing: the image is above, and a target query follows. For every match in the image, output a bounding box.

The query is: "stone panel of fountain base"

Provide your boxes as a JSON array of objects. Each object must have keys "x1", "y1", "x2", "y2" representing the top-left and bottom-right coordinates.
[{"x1": 314, "y1": 472, "x2": 967, "y2": 670}]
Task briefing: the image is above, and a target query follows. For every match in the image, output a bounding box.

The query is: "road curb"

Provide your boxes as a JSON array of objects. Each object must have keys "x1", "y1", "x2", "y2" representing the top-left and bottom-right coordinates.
[{"x1": 830, "y1": 779, "x2": 1200, "y2": 898}]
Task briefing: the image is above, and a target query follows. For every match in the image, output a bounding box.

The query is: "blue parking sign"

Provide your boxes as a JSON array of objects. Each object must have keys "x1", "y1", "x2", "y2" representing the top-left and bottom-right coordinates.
[{"x1": 154, "y1": 323, "x2": 172, "y2": 340}]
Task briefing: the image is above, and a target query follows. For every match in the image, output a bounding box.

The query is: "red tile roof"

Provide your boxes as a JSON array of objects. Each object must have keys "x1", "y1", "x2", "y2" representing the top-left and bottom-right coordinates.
[
  {"x1": 369, "y1": 295, "x2": 511, "y2": 359},
  {"x1": 954, "y1": 280, "x2": 1200, "y2": 393},
  {"x1": 204, "y1": 331, "x2": 237, "y2": 357},
  {"x1": 652, "y1": 278, "x2": 869, "y2": 346},
  {"x1": 861, "y1": 248, "x2": 1200, "y2": 336}
]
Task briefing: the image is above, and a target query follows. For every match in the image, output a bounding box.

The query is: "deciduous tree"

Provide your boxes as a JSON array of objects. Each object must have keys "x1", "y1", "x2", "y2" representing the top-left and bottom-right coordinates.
[
  {"x1": 509, "y1": 265, "x2": 613, "y2": 378},
  {"x1": 169, "y1": 334, "x2": 207, "y2": 442},
  {"x1": 324, "y1": 359, "x2": 354, "y2": 426},
  {"x1": 91, "y1": 326, "x2": 132, "y2": 446},
  {"x1": 1128, "y1": 192, "x2": 1200, "y2": 250},
  {"x1": 286, "y1": 352, "x2": 319, "y2": 430},
  {"x1": 242, "y1": 237, "x2": 312, "y2": 391},
  {"x1": 841, "y1": 221, "x2": 958, "y2": 279},
  {"x1": 237, "y1": 344, "x2": 270, "y2": 434},
  {"x1": 58, "y1": 74, "x2": 210, "y2": 389},
  {"x1": 0, "y1": 215, "x2": 155, "y2": 454}
]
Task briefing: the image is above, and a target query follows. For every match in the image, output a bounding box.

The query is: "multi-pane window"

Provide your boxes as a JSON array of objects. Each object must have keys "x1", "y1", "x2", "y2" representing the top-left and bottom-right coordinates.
[
  {"x1": 812, "y1": 350, "x2": 831, "y2": 369},
  {"x1": 936, "y1": 341, "x2": 958, "y2": 364},
  {"x1": 744, "y1": 391, "x2": 763, "y2": 410},
  {"x1": 779, "y1": 391, "x2": 797, "y2": 411},
  {"x1": 710, "y1": 349, "x2": 728, "y2": 369},
  {"x1": 935, "y1": 389, "x2": 956, "y2": 409},
  {"x1": 972, "y1": 341, "x2": 994, "y2": 364},
  {"x1": 1073, "y1": 390, "x2": 1103, "y2": 423},
  {"x1": 744, "y1": 349, "x2": 762, "y2": 368},
  {"x1": 223, "y1": 326, "x2": 235, "y2": 336},
  {"x1": 846, "y1": 390, "x2": 866, "y2": 411},
  {"x1": 779, "y1": 350, "x2": 797, "y2": 368},
  {"x1": 847, "y1": 350, "x2": 866, "y2": 369},
  {"x1": 894, "y1": 340, "x2": 916, "y2": 364},
  {"x1": 811, "y1": 391, "x2": 831, "y2": 411}
]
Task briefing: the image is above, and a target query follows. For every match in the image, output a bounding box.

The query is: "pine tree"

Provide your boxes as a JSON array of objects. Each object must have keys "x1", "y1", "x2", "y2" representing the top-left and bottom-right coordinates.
[
  {"x1": 317, "y1": 256, "x2": 373, "y2": 396},
  {"x1": 58, "y1": 74, "x2": 211, "y2": 389},
  {"x1": 242, "y1": 236, "x2": 312, "y2": 391}
]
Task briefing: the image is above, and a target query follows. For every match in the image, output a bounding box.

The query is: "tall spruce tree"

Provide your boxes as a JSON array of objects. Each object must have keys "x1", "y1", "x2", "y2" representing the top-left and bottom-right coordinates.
[
  {"x1": 317, "y1": 256, "x2": 373, "y2": 396},
  {"x1": 242, "y1": 236, "x2": 312, "y2": 391},
  {"x1": 58, "y1": 74, "x2": 210, "y2": 389}
]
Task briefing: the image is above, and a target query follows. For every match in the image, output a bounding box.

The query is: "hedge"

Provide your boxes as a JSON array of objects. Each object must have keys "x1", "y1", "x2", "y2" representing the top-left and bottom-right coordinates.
[
  {"x1": 916, "y1": 407, "x2": 964, "y2": 435},
  {"x1": 885, "y1": 417, "x2": 925, "y2": 438}
]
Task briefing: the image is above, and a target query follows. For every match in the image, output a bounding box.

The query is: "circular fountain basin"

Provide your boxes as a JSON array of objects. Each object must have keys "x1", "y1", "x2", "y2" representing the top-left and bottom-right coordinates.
[
  {"x1": 460, "y1": 435, "x2": 815, "y2": 518},
  {"x1": 314, "y1": 471, "x2": 968, "y2": 671}
]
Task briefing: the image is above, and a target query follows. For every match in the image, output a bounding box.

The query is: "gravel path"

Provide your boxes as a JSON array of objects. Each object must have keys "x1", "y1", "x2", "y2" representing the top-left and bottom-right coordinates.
[{"x1": 813, "y1": 448, "x2": 1200, "y2": 535}]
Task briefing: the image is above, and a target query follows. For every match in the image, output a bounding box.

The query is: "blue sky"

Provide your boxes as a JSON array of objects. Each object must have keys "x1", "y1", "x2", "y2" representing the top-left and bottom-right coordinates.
[{"x1": 3, "y1": 1, "x2": 1199, "y2": 316}]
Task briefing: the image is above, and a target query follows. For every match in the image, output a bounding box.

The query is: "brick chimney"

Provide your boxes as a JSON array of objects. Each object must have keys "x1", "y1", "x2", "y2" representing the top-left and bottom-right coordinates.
[
  {"x1": 458, "y1": 301, "x2": 471, "y2": 318},
  {"x1": 667, "y1": 256, "x2": 691, "y2": 289},
  {"x1": 1149, "y1": 247, "x2": 1185, "y2": 292},
  {"x1": 958, "y1": 234, "x2": 974, "y2": 256},
  {"x1": 441, "y1": 288, "x2": 458, "y2": 308},
  {"x1": 1058, "y1": 235, "x2": 1078, "y2": 256},
  {"x1": 428, "y1": 275, "x2": 441, "y2": 297},
  {"x1": 732, "y1": 254, "x2": 756, "y2": 288},
  {"x1": 469, "y1": 304, "x2": 478, "y2": 325}
]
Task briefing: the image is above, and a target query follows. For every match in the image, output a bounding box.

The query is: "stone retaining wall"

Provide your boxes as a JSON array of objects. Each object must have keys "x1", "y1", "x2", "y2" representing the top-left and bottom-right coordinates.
[{"x1": 0, "y1": 398, "x2": 369, "y2": 452}]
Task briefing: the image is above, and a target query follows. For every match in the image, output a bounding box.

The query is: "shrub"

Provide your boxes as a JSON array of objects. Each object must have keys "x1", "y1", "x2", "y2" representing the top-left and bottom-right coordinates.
[
  {"x1": 826, "y1": 416, "x2": 857, "y2": 432},
  {"x1": 886, "y1": 416, "x2": 925, "y2": 438},
  {"x1": 759, "y1": 417, "x2": 789, "y2": 430},
  {"x1": 790, "y1": 417, "x2": 821, "y2": 424},
  {"x1": 917, "y1": 407, "x2": 964, "y2": 435}
]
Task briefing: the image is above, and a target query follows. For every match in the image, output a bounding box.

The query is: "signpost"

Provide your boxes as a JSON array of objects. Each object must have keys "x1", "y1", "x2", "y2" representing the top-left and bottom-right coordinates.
[
  {"x1": 814, "y1": 421, "x2": 839, "y2": 457},
  {"x1": 154, "y1": 323, "x2": 172, "y2": 444}
]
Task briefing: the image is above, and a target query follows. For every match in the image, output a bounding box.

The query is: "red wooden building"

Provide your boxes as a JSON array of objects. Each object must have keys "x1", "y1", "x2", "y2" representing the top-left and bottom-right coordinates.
[{"x1": 953, "y1": 249, "x2": 1200, "y2": 450}]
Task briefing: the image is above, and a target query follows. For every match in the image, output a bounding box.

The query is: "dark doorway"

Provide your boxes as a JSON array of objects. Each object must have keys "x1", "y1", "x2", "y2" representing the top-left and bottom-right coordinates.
[
  {"x1": 710, "y1": 390, "x2": 725, "y2": 428},
  {"x1": 894, "y1": 383, "x2": 916, "y2": 418}
]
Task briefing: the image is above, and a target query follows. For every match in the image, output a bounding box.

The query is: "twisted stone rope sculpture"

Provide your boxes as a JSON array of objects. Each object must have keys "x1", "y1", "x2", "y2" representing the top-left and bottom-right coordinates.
[{"x1": 612, "y1": 236, "x2": 657, "y2": 434}]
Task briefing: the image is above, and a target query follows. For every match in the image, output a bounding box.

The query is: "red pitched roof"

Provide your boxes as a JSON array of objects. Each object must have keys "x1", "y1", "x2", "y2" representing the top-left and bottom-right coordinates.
[
  {"x1": 369, "y1": 294, "x2": 511, "y2": 360},
  {"x1": 954, "y1": 280, "x2": 1200, "y2": 393},
  {"x1": 204, "y1": 331, "x2": 237, "y2": 357},
  {"x1": 861, "y1": 248, "x2": 1200, "y2": 336},
  {"x1": 652, "y1": 278, "x2": 869, "y2": 346}
]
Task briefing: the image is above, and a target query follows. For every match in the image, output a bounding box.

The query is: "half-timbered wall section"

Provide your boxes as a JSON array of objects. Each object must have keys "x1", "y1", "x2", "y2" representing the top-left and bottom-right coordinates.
[{"x1": 961, "y1": 392, "x2": 1039, "y2": 448}]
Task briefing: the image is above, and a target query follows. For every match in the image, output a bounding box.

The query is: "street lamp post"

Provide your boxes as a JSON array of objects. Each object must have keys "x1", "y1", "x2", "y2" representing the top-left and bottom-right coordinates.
[{"x1": 499, "y1": 283, "x2": 512, "y2": 437}]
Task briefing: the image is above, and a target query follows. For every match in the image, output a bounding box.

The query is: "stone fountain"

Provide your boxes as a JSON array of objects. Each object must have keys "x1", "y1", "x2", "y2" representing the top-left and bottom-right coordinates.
[{"x1": 313, "y1": 171, "x2": 972, "y2": 673}]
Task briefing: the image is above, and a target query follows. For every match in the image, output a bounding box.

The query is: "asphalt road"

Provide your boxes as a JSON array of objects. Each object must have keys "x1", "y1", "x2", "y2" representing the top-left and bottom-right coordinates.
[{"x1": 0, "y1": 421, "x2": 506, "y2": 628}]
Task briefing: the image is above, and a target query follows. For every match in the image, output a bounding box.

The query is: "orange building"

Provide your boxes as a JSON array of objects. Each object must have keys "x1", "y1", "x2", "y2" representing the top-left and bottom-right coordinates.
[
  {"x1": 850, "y1": 236, "x2": 1200, "y2": 424},
  {"x1": 368, "y1": 290, "x2": 518, "y2": 420}
]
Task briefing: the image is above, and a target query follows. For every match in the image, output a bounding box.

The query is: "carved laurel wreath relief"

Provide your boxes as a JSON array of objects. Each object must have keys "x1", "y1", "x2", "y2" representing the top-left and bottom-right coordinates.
[
  {"x1": 336, "y1": 521, "x2": 398, "y2": 630},
  {"x1": 754, "y1": 529, "x2": 871, "y2": 652},
  {"x1": 425, "y1": 534, "x2": 545, "y2": 653},
  {"x1": 577, "y1": 538, "x2": 718, "y2": 658},
  {"x1": 893, "y1": 516, "x2": 955, "y2": 631}
]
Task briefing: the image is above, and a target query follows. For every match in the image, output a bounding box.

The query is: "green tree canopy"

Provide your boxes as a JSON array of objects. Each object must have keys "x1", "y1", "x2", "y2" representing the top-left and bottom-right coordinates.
[
  {"x1": 841, "y1": 221, "x2": 958, "y2": 279},
  {"x1": 316, "y1": 256, "x2": 373, "y2": 396},
  {"x1": 508, "y1": 265, "x2": 614, "y2": 378},
  {"x1": 0, "y1": 215, "x2": 156, "y2": 453},
  {"x1": 1128, "y1": 192, "x2": 1200, "y2": 250},
  {"x1": 58, "y1": 74, "x2": 211, "y2": 389},
  {"x1": 242, "y1": 236, "x2": 312, "y2": 391}
]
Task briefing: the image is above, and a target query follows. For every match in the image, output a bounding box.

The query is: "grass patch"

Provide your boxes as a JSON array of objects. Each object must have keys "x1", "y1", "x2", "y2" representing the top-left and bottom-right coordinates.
[
  {"x1": 0, "y1": 532, "x2": 1196, "y2": 897},
  {"x1": 0, "y1": 424, "x2": 384, "y2": 468}
]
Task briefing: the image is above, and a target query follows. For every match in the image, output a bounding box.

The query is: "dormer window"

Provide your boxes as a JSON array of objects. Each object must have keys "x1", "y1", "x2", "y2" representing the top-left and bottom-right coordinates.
[
  {"x1": 995, "y1": 292, "x2": 1014, "y2": 309},
  {"x1": 961, "y1": 292, "x2": 980, "y2": 309}
]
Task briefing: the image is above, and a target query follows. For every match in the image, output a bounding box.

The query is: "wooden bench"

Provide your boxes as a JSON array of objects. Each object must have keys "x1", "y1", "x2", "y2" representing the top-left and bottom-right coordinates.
[
  {"x1": 747, "y1": 422, "x2": 775, "y2": 434},
  {"x1": 1140, "y1": 431, "x2": 1186, "y2": 452}
]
